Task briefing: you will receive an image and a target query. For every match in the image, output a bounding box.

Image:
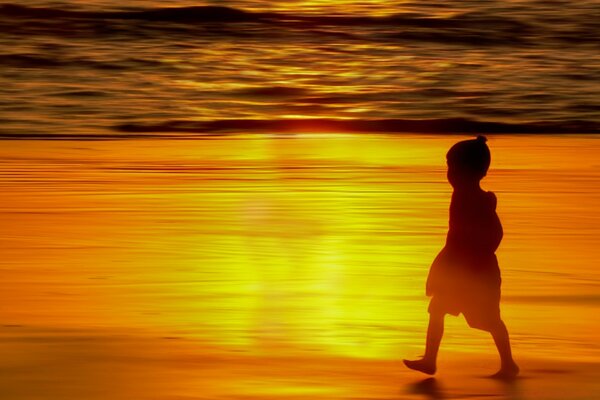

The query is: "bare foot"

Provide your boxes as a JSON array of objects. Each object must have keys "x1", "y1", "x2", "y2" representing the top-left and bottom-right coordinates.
[
  {"x1": 490, "y1": 363, "x2": 520, "y2": 380},
  {"x1": 403, "y1": 358, "x2": 436, "y2": 375}
]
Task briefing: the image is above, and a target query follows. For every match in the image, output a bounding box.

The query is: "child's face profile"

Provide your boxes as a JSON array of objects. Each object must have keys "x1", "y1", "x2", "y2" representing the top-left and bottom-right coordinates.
[{"x1": 446, "y1": 161, "x2": 461, "y2": 188}]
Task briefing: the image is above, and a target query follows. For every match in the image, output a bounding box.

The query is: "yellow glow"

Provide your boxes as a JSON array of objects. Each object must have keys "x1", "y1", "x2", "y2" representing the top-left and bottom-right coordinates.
[{"x1": 1, "y1": 135, "x2": 599, "y2": 364}]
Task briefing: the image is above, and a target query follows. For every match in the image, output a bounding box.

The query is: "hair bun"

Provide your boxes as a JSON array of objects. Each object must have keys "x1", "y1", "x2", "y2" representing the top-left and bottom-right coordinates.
[{"x1": 476, "y1": 135, "x2": 487, "y2": 143}]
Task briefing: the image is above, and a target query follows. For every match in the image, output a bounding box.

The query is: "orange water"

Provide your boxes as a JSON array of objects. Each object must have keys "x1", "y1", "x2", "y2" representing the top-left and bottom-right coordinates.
[
  {"x1": 1, "y1": 134, "x2": 599, "y2": 363},
  {"x1": 4, "y1": 1, "x2": 600, "y2": 138}
]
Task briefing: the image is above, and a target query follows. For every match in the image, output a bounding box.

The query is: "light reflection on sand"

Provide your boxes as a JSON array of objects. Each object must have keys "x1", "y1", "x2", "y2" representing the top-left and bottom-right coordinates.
[{"x1": 1, "y1": 134, "x2": 599, "y2": 398}]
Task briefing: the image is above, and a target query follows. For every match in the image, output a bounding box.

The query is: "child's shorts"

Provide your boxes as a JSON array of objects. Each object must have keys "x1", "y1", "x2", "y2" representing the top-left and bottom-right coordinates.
[{"x1": 428, "y1": 290, "x2": 502, "y2": 331}]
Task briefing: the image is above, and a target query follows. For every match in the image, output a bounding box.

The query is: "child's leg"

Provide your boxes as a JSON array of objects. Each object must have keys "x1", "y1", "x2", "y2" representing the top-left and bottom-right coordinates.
[
  {"x1": 404, "y1": 311, "x2": 444, "y2": 375},
  {"x1": 490, "y1": 319, "x2": 519, "y2": 378},
  {"x1": 424, "y1": 311, "x2": 445, "y2": 363}
]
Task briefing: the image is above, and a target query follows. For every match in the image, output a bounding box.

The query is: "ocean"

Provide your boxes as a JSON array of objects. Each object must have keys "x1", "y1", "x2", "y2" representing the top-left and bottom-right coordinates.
[{"x1": 1, "y1": 0, "x2": 599, "y2": 137}]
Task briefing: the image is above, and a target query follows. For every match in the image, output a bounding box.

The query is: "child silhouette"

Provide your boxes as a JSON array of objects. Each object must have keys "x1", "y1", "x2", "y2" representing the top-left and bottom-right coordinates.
[{"x1": 404, "y1": 135, "x2": 519, "y2": 379}]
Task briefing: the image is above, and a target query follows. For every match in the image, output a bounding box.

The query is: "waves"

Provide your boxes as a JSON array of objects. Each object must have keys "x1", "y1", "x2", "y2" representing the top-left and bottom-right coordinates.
[
  {"x1": 0, "y1": 4, "x2": 256, "y2": 22},
  {"x1": 113, "y1": 117, "x2": 598, "y2": 136},
  {"x1": 0, "y1": 53, "x2": 170, "y2": 70},
  {"x1": 2, "y1": 2, "x2": 598, "y2": 139},
  {"x1": 114, "y1": 118, "x2": 600, "y2": 135},
  {"x1": 1, "y1": 3, "x2": 598, "y2": 46},
  {"x1": 2, "y1": 118, "x2": 597, "y2": 140}
]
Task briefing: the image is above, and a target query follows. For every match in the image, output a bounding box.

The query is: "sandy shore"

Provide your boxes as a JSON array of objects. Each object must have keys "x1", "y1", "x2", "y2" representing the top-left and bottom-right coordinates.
[
  {"x1": 1, "y1": 326, "x2": 598, "y2": 400},
  {"x1": 1, "y1": 136, "x2": 599, "y2": 399}
]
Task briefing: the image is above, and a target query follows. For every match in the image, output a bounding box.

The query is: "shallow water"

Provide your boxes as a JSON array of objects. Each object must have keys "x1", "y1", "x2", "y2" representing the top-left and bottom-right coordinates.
[{"x1": 1, "y1": 134, "x2": 599, "y2": 364}]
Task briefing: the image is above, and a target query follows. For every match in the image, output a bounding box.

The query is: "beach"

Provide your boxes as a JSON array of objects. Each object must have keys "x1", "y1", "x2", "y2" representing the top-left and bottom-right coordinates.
[
  {"x1": 1, "y1": 134, "x2": 599, "y2": 399},
  {"x1": 1, "y1": 331, "x2": 599, "y2": 400},
  {"x1": 2, "y1": 0, "x2": 600, "y2": 397}
]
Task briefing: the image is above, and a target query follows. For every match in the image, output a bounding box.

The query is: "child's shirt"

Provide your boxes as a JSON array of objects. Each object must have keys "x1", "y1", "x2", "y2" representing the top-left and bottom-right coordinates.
[{"x1": 426, "y1": 190, "x2": 502, "y2": 297}]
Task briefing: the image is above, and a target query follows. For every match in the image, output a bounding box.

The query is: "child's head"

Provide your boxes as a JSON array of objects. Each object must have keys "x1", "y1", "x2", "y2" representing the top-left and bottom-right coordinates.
[{"x1": 446, "y1": 135, "x2": 490, "y2": 187}]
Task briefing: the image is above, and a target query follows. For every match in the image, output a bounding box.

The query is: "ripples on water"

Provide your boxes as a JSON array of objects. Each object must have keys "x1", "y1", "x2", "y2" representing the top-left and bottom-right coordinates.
[{"x1": 0, "y1": 1, "x2": 599, "y2": 137}]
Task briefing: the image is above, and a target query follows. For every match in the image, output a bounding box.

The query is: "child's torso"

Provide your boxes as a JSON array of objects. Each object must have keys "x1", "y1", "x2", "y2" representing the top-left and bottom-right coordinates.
[{"x1": 445, "y1": 190, "x2": 503, "y2": 257}]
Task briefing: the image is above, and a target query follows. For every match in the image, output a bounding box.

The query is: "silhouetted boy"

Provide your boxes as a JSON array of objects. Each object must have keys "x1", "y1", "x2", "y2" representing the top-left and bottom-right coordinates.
[{"x1": 404, "y1": 135, "x2": 519, "y2": 379}]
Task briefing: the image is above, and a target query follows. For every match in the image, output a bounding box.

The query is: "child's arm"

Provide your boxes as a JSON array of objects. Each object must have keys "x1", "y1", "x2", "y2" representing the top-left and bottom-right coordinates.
[{"x1": 486, "y1": 192, "x2": 503, "y2": 252}]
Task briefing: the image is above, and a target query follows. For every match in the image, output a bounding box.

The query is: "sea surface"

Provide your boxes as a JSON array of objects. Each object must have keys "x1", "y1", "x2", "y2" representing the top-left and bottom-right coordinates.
[{"x1": 1, "y1": 0, "x2": 600, "y2": 137}]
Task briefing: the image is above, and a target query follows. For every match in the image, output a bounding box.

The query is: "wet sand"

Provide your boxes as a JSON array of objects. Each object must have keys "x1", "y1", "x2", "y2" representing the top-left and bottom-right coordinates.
[
  {"x1": 1, "y1": 134, "x2": 599, "y2": 399},
  {"x1": 1, "y1": 327, "x2": 599, "y2": 400}
]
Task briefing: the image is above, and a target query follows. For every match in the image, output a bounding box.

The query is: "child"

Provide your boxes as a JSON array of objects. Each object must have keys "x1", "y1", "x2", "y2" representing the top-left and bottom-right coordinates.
[{"x1": 404, "y1": 135, "x2": 519, "y2": 379}]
